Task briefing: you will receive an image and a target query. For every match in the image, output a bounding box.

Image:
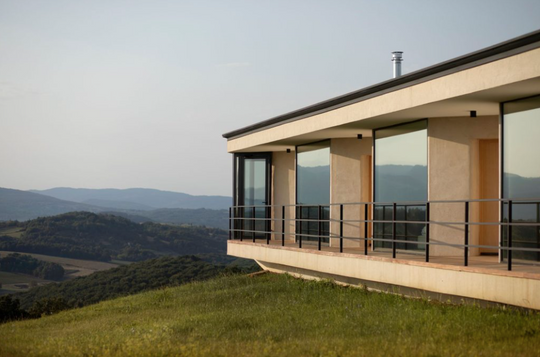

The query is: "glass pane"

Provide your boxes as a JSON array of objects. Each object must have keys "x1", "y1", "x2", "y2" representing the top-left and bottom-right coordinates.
[
  {"x1": 374, "y1": 121, "x2": 427, "y2": 250},
  {"x1": 244, "y1": 158, "x2": 267, "y2": 239},
  {"x1": 297, "y1": 141, "x2": 330, "y2": 205},
  {"x1": 244, "y1": 159, "x2": 266, "y2": 206},
  {"x1": 503, "y1": 95, "x2": 540, "y2": 261},
  {"x1": 296, "y1": 141, "x2": 330, "y2": 243},
  {"x1": 375, "y1": 121, "x2": 427, "y2": 203}
]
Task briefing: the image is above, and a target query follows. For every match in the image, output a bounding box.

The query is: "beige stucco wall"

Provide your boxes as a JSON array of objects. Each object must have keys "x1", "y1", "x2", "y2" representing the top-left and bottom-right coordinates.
[
  {"x1": 330, "y1": 138, "x2": 373, "y2": 247},
  {"x1": 428, "y1": 116, "x2": 499, "y2": 256},
  {"x1": 271, "y1": 151, "x2": 296, "y2": 241}
]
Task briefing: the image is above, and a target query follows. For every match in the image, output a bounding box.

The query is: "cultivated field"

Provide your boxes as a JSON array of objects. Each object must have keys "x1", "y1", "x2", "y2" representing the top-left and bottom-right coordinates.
[
  {"x1": 0, "y1": 226, "x2": 24, "y2": 238},
  {"x1": 0, "y1": 251, "x2": 120, "y2": 293},
  {"x1": 0, "y1": 271, "x2": 50, "y2": 295}
]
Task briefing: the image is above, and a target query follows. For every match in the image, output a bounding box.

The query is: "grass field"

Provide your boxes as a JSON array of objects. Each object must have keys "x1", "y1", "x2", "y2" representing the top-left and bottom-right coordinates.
[{"x1": 1, "y1": 273, "x2": 539, "y2": 357}]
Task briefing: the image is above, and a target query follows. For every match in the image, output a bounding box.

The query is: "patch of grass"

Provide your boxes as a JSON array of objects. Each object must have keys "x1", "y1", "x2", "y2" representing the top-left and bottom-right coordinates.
[{"x1": 1, "y1": 273, "x2": 539, "y2": 357}]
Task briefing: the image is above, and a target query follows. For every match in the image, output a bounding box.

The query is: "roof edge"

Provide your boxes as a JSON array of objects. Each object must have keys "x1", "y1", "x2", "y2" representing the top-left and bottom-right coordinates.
[{"x1": 223, "y1": 29, "x2": 540, "y2": 140}]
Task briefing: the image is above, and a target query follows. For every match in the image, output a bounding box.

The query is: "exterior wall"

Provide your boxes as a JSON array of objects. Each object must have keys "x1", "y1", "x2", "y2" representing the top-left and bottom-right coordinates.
[
  {"x1": 271, "y1": 151, "x2": 296, "y2": 241},
  {"x1": 229, "y1": 240, "x2": 540, "y2": 310},
  {"x1": 330, "y1": 137, "x2": 373, "y2": 247},
  {"x1": 428, "y1": 116, "x2": 499, "y2": 256}
]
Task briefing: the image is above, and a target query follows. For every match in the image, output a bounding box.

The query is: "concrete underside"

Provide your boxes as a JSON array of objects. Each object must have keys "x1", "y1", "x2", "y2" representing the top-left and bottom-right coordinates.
[{"x1": 228, "y1": 240, "x2": 540, "y2": 310}]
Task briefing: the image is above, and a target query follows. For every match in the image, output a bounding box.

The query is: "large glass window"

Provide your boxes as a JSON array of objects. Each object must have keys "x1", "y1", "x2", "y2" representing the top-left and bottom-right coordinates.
[
  {"x1": 374, "y1": 120, "x2": 427, "y2": 251},
  {"x1": 503, "y1": 95, "x2": 540, "y2": 262},
  {"x1": 296, "y1": 140, "x2": 330, "y2": 243}
]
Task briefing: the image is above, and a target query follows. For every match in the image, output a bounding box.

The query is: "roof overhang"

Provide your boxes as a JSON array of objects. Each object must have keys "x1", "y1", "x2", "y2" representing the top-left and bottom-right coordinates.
[{"x1": 223, "y1": 30, "x2": 540, "y2": 153}]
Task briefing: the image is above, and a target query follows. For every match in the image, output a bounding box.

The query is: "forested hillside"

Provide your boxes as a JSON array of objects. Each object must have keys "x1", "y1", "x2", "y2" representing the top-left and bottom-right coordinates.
[
  {"x1": 12, "y1": 255, "x2": 251, "y2": 310},
  {"x1": 108, "y1": 208, "x2": 229, "y2": 229},
  {"x1": 0, "y1": 212, "x2": 227, "y2": 262}
]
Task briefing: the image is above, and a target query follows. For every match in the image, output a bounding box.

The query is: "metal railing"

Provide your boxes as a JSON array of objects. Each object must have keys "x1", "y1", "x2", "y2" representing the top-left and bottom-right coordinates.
[{"x1": 228, "y1": 198, "x2": 540, "y2": 271}]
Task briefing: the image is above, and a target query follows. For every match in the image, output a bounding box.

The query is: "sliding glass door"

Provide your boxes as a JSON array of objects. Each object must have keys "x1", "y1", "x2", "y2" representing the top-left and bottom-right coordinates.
[{"x1": 234, "y1": 153, "x2": 272, "y2": 240}]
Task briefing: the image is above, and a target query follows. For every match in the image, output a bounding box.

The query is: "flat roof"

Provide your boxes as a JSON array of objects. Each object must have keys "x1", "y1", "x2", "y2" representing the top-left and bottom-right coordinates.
[{"x1": 223, "y1": 29, "x2": 540, "y2": 140}]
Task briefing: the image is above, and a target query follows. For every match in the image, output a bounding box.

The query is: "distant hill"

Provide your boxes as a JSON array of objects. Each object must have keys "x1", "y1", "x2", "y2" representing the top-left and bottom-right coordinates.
[
  {"x1": 0, "y1": 188, "x2": 103, "y2": 221},
  {"x1": 81, "y1": 199, "x2": 155, "y2": 211},
  {"x1": 31, "y1": 187, "x2": 232, "y2": 210},
  {"x1": 108, "y1": 208, "x2": 229, "y2": 230},
  {"x1": 0, "y1": 212, "x2": 227, "y2": 262}
]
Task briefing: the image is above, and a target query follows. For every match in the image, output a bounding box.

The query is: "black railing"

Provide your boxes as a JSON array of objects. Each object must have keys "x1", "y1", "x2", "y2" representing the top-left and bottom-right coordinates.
[{"x1": 228, "y1": 198, "x2": 540, "y2": 271}]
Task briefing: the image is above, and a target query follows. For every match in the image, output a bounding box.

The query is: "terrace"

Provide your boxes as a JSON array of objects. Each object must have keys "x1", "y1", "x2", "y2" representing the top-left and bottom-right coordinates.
[{"x1": 227, "y1": 198, "x2": 540, "y2": 309}]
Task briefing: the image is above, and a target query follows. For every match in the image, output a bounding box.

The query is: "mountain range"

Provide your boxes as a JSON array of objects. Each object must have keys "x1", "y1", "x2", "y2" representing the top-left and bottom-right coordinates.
[
  {"x1": 0, "y1": 187, "x2": 231, "y2": 229},
  {"x1": 31, "y1": 187, "x2": 231, "y2": 210}
]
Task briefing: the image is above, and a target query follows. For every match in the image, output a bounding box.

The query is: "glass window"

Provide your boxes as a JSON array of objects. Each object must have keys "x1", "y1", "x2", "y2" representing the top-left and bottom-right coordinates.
[
  {"x1": 296, "y1": 140, "x2": 330, "y2": 243},
  {"x1": 503, "y1": 95, "x2": 540, "y2": 262},
  {"x1": 244, "y1": 159, "x2": 266, "y2": 206},
  {"x1": 374, "y1": 120, "x2": 427, "y2": 250}
]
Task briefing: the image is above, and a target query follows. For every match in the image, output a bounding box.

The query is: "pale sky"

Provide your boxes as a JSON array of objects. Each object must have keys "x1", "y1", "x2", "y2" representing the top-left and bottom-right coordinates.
[{"x1": 1, "y1": 0, "x2": 539, "y2": 196}]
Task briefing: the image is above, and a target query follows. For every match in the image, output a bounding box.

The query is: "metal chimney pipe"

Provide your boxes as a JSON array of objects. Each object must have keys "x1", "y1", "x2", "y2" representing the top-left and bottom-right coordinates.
[{"x1": 391, "y1": 51, "x2": 403, "y2": 78}]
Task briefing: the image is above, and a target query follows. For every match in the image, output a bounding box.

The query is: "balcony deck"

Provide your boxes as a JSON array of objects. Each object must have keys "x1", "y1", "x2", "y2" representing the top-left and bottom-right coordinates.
[
  {"x1": 253, "y1": 238, "x2": 540, "y2": 278},
  {"x1": 228, "y1": 239, "x2": 540, "y2": 309}
]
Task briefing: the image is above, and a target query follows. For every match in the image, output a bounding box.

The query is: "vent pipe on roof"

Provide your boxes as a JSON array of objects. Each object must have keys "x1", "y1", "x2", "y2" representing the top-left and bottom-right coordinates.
[{"x1": 392, "y1": 51, "x2": 403, "y2": 78}]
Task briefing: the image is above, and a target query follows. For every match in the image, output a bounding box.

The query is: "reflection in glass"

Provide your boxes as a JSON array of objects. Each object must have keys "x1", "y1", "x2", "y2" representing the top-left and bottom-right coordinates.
[
  {"x1": 374, "y1": 120, "x2": 427, "y2": 250},
  {"x1": 296, "y1": 141, "x2": 330, "y2": 243},
  {"x1": 243, "y1": 158, "x2": 268, "y2": 239},
  {"x1": 503, "y1": 95, "x2": 540, "y2": 261},
  {"x1": 244, "y1": 159, "x2": 266, "y2": 206}
]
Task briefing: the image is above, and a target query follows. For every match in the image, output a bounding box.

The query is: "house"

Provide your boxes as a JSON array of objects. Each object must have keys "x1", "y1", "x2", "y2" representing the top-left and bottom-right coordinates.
[{"x1": 223, "y1": 30, "x2": 540, "y2": 309}]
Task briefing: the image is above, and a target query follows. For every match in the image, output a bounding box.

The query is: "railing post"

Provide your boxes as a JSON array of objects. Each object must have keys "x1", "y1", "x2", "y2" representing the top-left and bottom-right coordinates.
[
  {"x1": 318, "y1": 205, "x2": 322, "y2": 251},
  {"x1": 508, "y1": 200, "x2": 512, "y2": 271},
  {"x1": 425, "y1": 202, "x2": 430, "y2": 263},
  {"x1": 364, "y1": 203, "x2": 368, "y2": 255},
  {"x1": 252, "y1": 206, "x2": 256, "y2": 243},
  {"x1": 266, "y1": 206, "x2": 270, "y2": 245},
  {"x1": 537, "y1": 203, "x2": 540, "y2": 262},
  {"x1": 240, "y1": 207, "x2": 243, "y2": 242},
  {"x1": 338, "y1": 204, "x2": 343, "y2": 252},
  {"x1": 282, "y1": 205, "x2": 285, "y2": 247},
  {"x1": 299, "y1": 207, "x2": 302, "y2": 249},
  {"x1": 392, "y1": 202, "x2": 397, "y2": 259},
  {"x1": 464, "y1": 201, "x2": 469, "y2": 267},
  {"x1": 228, "y1": 207, "x2": 232, "y2": 240}
]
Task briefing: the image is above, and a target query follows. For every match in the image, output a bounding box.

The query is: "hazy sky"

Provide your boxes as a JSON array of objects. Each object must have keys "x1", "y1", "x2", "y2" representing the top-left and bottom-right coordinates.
[{"x1": 1, "y1": 1, "x2": 539, "y2": 196}]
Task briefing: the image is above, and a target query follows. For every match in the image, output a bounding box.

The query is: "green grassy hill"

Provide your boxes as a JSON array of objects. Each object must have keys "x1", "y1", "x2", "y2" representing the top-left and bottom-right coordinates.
[{"x1": 1, "y1": 273, "x2": 539, "y2": 357}]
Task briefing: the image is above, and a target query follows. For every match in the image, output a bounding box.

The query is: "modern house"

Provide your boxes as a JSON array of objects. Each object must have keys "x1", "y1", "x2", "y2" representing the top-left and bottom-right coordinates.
[{"x1": 223, "y1": 30, "x2": 540, "y2": 310}]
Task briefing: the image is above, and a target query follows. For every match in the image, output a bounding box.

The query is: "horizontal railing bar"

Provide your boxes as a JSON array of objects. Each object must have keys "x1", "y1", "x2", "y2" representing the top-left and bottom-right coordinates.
[
  {"x1": 231, "y1": 216, "x2": 540, "y2": 227},
  {"x1": 229, "y1": 229, "x2": 540, "y2": 253},
  {"x1": 231, "y1": 197, "x2": 540, "y2": 208}
]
